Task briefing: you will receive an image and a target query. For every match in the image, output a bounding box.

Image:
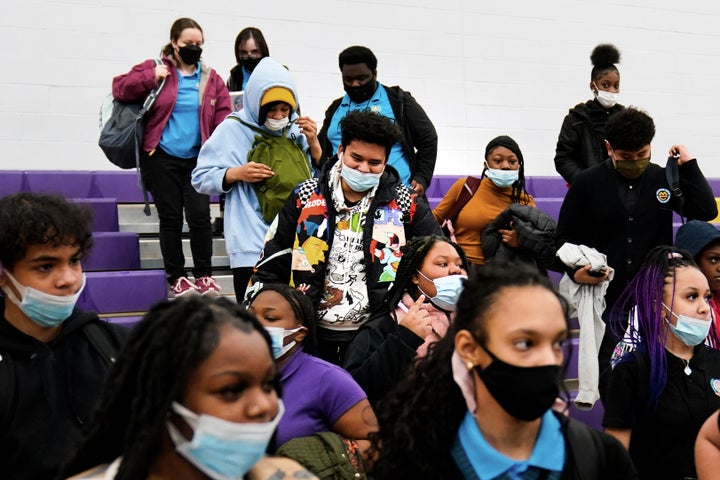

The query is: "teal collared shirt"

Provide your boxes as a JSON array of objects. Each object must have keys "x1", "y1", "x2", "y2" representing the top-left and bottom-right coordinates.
[
  {"x1": 159, "y1": 62, "x2": 202, "y2": 158},
  {"x1": 453, "y1": 409, "x2": 565, "y2": 480}
]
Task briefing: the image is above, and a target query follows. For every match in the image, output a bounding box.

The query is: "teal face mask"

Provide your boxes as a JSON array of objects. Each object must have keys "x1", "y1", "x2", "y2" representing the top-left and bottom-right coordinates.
[
  {"x1": 168, "y1": 401, "x2": 284, "y2": 480},
  {"x1": 485, "y1": 168, "x2": 518, "y2": 188},
  {"x1": 1, "y1": 270, "x2": 85, "y2": 328},
  {"x1": 663, "y1": 303, "x2": 712, "y2": 347}
]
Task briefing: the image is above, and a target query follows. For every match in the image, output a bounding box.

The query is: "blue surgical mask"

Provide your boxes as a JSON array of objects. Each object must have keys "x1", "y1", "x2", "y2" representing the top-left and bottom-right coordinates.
[
  {"x1": 1, "y1": 270, "x2": 85, "y2": 328},
  {"x1": 417, "y1": 271, "x2": 467, "y2": 312},
  {"x1": 339, "y1": 153, "x2": 382, "y2": 193},
  {"x1": 485, "y1": 168, "x2": 518, "y2": 188},
  {"x1": 663, "y1": 303, "x2": 712, "y2": 347},
  {"x1": 264, "y1": 326, "x2": 303, "y2": 359},
  {"x1": 168, "y1": 400, "x2": 284, "y2": 480}
]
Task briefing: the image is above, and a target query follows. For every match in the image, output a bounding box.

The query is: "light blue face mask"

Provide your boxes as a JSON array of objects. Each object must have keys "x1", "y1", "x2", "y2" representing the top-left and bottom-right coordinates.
[
  {"x1": 663, "y1": 303, "x2": 712, "y2": 347},
  {"x1": 1, "y1": 270, "x2": 85, "y2": 328},
  {"x1": 168, "y1": 400, "x2": 284, "y2": 480},
  {"x1": 264, "y1": 326, "x2": 303, "y2": 359},
  {"x1": 485, "y1": 168, "x2": 519, "y2": 188},
  {"x1": 417, "y1": 271, "x2": 467, "y2": 312},
  {"x1": 339, "y1": 153, "x2": 382, "y2": 193}
]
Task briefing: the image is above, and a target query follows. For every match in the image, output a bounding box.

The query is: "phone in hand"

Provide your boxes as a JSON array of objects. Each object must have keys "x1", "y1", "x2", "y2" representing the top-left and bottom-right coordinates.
[{"x1": 588, "y1": 268, "x2": 607, "y2": 278}]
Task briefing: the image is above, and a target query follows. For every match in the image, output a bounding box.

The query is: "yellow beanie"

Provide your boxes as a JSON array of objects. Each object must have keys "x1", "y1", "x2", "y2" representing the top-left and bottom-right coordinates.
[{"x1": 261, "y1": 87, "x2": 296, "y2": 111}]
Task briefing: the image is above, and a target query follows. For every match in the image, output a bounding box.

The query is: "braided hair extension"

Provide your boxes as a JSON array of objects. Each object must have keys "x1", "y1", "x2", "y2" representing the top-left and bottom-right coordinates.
[
  {"x1": 374, "y1": 235, "x2": 469, "y2": 318},
  {"x1": 612, "y1": 245, "x2": 700, "y2": 408},
  {"x1": 248, "y1": 283, "x2": 318, "y2": 355},
  {"x1": 61, "y1": 296, "x2": 275, "y2": 479},
  {"x1": 370, "y1": 261, "x2": 569, "y2": 479}
]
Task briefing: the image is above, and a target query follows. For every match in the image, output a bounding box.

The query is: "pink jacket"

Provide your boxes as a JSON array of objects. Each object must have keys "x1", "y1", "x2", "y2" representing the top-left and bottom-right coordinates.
[
  {"x1": 396, "y1": 293, "x2": 451, "y2": 357},
  {"x1": 112, "y1": 56, "x2": 231, "y2": 153}
]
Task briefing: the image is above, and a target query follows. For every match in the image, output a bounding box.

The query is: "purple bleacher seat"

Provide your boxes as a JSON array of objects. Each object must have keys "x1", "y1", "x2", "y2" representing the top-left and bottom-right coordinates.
[
  {"x1": 73, "y1": 198, "x2": 119, "y2": 232},
  {"x1": 0, "y1": 171, "x2": 27, "y2": 196},
  {"x1": 92, "y1": 171, "x2": 150, "y2": 203},
  {"x1": 84, "y1": 232, "x2": 141, "y2": 271},
  {"x1": 534, "y1": 198, "x2": 563, "y2": 221},
  {"x1": 568, "y1": 398, "x2": 605, "y2": 430},
  {"x1": 25, "y1": 171, "x2": 95, "y2": 198},
  {"x1": 525, "y1": 176, "x2": 568, "y2": 199},
  {"x1": 78, "y1": 270, "x2": 167, "y2": 314}
]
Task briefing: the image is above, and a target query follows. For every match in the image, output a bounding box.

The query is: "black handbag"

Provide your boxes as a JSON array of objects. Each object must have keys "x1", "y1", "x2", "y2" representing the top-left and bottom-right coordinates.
[{"x1": 99, "y1": 59, "x2": 165, "y2": 170}]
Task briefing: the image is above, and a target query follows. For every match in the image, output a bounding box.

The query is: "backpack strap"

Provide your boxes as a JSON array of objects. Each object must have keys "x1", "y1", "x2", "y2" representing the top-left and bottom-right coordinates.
[
  {"x1": 83, "y1": 322, "x2": 118, "y2": 366},
  {"x1": 0, "y1": 352, "x2": 16, "y2": 436},
  {"x1": 565, "y1": 416, "x2": 603, "y2": 480},
  {"x1": 666, "y1": 155, "x2": 685, "y2": 223},
  {"x1": 444, "y1": 176, "x2": 481, "y2": 223},
  {"x1": 137, "y1": 58, "x2": 166, "y2": 216}
]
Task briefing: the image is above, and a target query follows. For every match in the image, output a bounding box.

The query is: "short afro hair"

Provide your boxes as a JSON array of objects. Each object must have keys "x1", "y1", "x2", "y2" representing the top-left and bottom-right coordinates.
[
  {"x1": 338, "y1": 46, "x2": 378, "y2": 71},
  {"x1": 340, "y1": 110, "x2": 402, "y2": 158},
  {"x1": 0, "y1": 193, "x2": 93, "y2": 271},
  {"x1": 605, "y1": 107, "x2": 656, "y2": 151}
]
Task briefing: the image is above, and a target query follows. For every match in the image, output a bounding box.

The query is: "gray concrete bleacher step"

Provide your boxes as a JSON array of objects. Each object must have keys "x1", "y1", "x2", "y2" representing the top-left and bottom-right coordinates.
[{"x1": 118, "y1": 203, "x2": 222, "y2": 234}]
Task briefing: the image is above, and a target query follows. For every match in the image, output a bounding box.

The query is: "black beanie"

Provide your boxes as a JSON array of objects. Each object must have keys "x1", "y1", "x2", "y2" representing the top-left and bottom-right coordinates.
[{"x1": 485, "y1": 135, "x2": 523, "y2": 163}]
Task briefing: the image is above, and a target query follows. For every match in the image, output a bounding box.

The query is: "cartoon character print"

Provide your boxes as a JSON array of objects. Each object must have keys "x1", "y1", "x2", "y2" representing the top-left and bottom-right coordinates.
[
  {"x1": 297, "y1": 191, "x2": 328, "y2": 237},
  {"x1": 292, "y1": 236, "x2": 329, "y2": 273},
  {"x1": 371, "y1": 204, "x2": 406, "y2": 283}
]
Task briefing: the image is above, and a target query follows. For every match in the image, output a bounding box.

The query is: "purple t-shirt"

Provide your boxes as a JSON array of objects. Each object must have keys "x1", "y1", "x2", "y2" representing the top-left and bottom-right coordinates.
[{"x1": 275, "y1": 349, "x2": 367, "y2": 447}]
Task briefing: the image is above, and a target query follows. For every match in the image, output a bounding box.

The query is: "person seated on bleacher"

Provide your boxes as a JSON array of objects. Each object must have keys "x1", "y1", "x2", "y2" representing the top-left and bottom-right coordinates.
[
  {"x1": 369, "y1": 261, "x2": 637, "y2": 479},
  {"x1": 249, "y1": 110, "x2": 442, "y2": 366},
  {"x1": 603, "y1": 246, "x2": 720, "y2": 480},
  {"x1": 61, "y1": 296, "x2": 317, "y2": 480},
  {"x1": 556, "y1": 106, "x2": 717, "y2": 401},
  {"x1": 247, "y1": 283, "x2": 377, "y2": 447},
  {"x1": 344, "y1": 235, "x2": 468, "y2": 407},
  {"x1": 0, "y1": 193, "x2": 129, "y2": 480},
  {"x1": 432, "y1": 135, "x2": 535, "y2": 271}
]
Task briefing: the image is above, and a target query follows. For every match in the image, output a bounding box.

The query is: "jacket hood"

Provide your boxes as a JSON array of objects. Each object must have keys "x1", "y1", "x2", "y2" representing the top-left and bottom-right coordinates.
[
  {"x1": 239, "y1": 57, "x2": 299, "y2": 126},
  {"x1": 0, "y1": 298, "x2": 98, "y2": 357}
]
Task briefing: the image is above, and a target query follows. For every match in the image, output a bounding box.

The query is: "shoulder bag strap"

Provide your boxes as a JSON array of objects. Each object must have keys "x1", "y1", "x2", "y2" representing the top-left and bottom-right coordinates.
[
  {"x1": 666, "y1": 155, "x2": 685, "y2": 222},
  {"x1": 445, "y1": 176, "x2": 481, "y2": 223}
]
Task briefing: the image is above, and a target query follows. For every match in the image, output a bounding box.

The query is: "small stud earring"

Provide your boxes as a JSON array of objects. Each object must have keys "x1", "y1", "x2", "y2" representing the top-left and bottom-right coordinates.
[{"x1": 466, "y1": 361, "x2": 474, "y2": 371}]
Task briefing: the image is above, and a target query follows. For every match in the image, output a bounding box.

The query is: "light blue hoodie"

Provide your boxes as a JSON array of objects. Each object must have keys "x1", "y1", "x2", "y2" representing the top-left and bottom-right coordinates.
[{"x1": 192, "y1": 58, "x2": 310, "y2": 269}]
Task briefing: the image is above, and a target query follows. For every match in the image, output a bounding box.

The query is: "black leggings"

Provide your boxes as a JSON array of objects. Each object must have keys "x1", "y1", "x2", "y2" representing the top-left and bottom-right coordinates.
[{"x1": 232, "y1": 267, "x2": 254, "y2": 303}]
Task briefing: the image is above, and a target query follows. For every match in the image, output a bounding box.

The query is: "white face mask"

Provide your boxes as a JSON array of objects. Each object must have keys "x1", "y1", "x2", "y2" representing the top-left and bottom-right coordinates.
[
  {"x1": 593, "y1": 83, "x2": 619, "y2": 109},
  {"x1": 264, "y1": 116, "x2": 290, "y2": 131},
  {"x1": 168, "y1": 401, "x2": 284, "y2": 480}
]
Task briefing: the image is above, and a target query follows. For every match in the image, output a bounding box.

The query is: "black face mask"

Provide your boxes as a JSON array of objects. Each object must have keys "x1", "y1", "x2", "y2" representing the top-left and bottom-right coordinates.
[
  {"x1": 241, "y1": 57, "x2": 262, "y2": 72},
  {"x1": 344, "y1": 80, "x2": 377, "y2": 104},
  {"x1": 474, "y1": 345, "x2": 562, "y2": 421},
  {"x1": 178, "y1": 45, "x2": 202, "y2": 66}
]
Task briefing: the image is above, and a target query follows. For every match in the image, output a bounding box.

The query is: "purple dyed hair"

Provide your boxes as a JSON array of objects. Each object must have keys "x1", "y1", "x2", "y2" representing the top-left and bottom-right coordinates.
[{"x1": 612, "y1": 245, "x2": 698, "y2": 408}]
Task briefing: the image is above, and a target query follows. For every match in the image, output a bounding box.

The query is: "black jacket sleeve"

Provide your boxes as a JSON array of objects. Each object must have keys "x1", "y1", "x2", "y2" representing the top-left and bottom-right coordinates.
[
  {"x1": 343, "y1": 314, "x2": 424, "y2": 406},
  {"x1": 676, "y1": 159, "x2": 718, "y2": 220},
  {"x1": 317, "y1": 98, "x2": 342, "y2": 167},
  {"x1": 408, "y1": 193, "x2": 443, "y2": 237},
  {"x1": 399, "y1": 90, "x2": 438, "y2": 189},
  {"x1": 554, "y1": 112, "x2": 584, "y2": 184}
]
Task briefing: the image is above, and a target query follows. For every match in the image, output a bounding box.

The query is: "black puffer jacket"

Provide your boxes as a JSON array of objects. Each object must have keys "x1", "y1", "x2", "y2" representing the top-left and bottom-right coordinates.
[
  {"x1": 554, "y1": 99, "x2": 624, "y2": 184},
  {"x1": 482, "y1": 204, "x2": 558, "y2": 271}
]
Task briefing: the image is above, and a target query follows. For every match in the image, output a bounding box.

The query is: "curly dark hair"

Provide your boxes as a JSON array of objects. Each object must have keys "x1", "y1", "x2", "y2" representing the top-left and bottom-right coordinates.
[
  {"x1": 340, "y1": 109, "x2": 402, "y2": 159},
  {"x1": 375, "y1": 235, "x2": 468, "y2": 316},
  {"x1": 370, "y1": 261, "x2": 570, "y2": 479},
  {"x1": 605, "y1": 106, "x2": 656, "y2": 151},
  {"x1": 233, "y1": 26, "x2": 269, "y2": 64},
  {"x1": 338, "y1": 45, "x2": 378, "y2": 71},
  {"x1": 60, "y1": 296, "x2": 277, "y2": 480},
  {"x1": 0, "y1": 193, "x2": 93, "y2": 271},
  {"x1": 248, "y1": 283, "x2": 318, "y2": 355},
  {"x1": 161, "y1": 17, "x2": 203, "y2": 58},
  {"x1": 590, "y1": 43, "x2": 621, "y2": 82}
]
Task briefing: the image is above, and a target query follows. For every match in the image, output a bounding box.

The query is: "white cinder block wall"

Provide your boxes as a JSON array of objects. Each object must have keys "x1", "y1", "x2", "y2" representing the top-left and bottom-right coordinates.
[{"x1": 2, "y1": 0, "x2": 720, "y2": 177}]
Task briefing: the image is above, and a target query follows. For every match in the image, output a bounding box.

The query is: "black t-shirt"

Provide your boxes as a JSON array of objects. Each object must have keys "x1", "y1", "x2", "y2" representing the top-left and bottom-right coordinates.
[{"x1": 603, "y1": 347, "x2": 720, "y2": 479}]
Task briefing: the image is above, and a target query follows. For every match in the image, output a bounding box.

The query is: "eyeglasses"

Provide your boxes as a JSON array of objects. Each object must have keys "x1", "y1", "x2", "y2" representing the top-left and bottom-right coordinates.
[{"x1": 240, "y1": 50, "x2": 263, "y2": 60}]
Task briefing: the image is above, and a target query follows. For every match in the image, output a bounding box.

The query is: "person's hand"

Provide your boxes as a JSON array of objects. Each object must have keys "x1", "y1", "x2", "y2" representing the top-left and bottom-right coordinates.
[
  {"x1": 228, "y1": 162, "x2": 274, "y2": 184},
  {"x1": 154, "y1": 64, "x2": 169, "y2": 82},
  {"x1": 498, "y1": 223, "x2": 520, "y2": 248},
  {"x1": 410, "y1": 180, "x2": 425, "y2": 196},
  {"x1": 399, "y1": 295, "x2": 432, "y2": 339},
  {"x1": 296, "y1": 116, "x2": 318, "y2": 142},
  {"x1": 573, "y1": 265, "x2": 609, "y2": 285},
  {"x1": 669, "y1": 144, "x2": 693, "y2": 166}
]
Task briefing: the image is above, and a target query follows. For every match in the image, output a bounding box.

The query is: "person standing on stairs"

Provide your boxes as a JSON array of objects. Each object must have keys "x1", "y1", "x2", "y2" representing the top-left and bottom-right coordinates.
[{"x1": 112, "y1": 17, "x2": 231, "y2": 297}]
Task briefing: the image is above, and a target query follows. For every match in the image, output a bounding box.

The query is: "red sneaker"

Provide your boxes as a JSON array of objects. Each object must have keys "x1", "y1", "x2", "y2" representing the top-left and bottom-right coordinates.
[
  {"x1": 171, "y1": 276, "x2": 200, "y2": 297},
  {"x1": 195, "y1": 276, "x2": 221, "y2": 296}
]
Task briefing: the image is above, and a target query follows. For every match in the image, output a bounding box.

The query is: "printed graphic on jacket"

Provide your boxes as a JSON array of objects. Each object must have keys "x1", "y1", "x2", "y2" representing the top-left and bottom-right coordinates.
[{"x1": 370, "y1": 201, "x2": 407, "y2": 282}]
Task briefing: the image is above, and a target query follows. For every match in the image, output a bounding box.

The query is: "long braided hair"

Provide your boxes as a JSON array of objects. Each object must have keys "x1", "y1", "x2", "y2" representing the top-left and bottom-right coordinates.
[
  {"x1": 612, "y1": 245, "x2": 710, "y2": 408},
  {"x1": 375, "y1": 235, "x2": 469, "y2": 317},
  {"x1": 61, "y1": 296, "x2": 275, "y2": 479}
]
